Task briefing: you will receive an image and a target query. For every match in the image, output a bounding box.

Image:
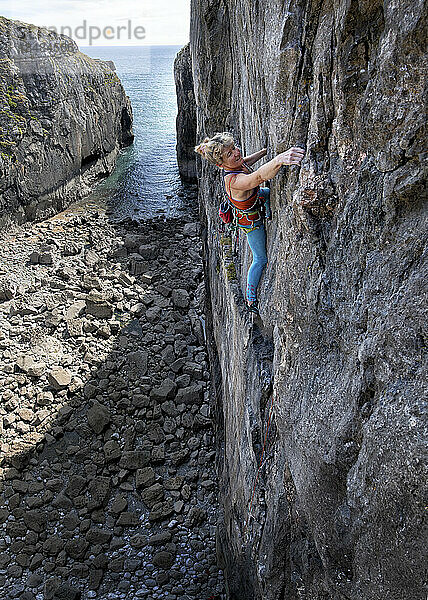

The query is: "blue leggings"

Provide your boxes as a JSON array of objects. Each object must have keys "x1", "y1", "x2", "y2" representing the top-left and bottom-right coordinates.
[{"x1": 245, "y1": 187, "x2": 270, "y2": 302}]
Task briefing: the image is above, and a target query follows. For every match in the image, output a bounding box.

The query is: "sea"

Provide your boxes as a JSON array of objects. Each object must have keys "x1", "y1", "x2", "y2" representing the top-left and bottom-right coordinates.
[{"x1": 74, "y1": 45, "x2": 196, "y2": 220}]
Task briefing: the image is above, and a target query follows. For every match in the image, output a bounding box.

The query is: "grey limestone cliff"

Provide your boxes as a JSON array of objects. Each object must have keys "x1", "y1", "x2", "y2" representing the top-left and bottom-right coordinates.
[
  {"x1": 180, "y1": 0, "x2": 427, "y2": 598},
  {"x1": 174, "y1": 43, "x2": 197, "y2": 182},
  {"x1": 0, "y1": 17, "x2": 134, "y2": 226}
]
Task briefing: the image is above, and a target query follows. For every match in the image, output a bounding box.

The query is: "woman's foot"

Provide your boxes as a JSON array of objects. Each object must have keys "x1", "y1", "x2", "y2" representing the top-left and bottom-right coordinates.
[{"x1": 247, "y1": 299, "x2": 259, "y2": 315}]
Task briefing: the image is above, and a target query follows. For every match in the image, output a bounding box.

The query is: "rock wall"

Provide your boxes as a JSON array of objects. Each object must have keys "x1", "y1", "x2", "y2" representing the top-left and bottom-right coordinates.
[
  {"x1": 174, "y1": 44, "x2": 197, "y2": 182},
  {"x1": 185, "y1": 0, "x2": 427, "y2": 598},
  {"x1": 0, "y1": 17, "x2": 134, "y2": 227}
]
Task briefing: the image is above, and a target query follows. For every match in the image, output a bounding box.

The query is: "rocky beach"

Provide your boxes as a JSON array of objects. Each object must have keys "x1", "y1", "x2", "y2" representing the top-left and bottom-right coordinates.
[{"x1": 0, "y1": 202, "x2": 224, "y2": 599}]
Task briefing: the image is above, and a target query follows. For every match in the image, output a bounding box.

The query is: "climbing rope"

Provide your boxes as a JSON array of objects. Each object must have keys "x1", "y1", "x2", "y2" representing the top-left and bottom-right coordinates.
[
  {"x1": 205, "y1": 398, "x2": 275, "y2": 599},
  {"x1": 243, "y1": 393, "x2": 275, "y2": 538}
]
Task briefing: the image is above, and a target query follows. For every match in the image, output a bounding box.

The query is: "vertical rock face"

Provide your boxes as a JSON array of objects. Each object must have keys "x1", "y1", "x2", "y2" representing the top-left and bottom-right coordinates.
[
  {"x1": 187, "y1": 0, "x2": 427, "y2": 599},
  {"x1": 0, "y1": 17, "x2": 134, "y2": 226},
  {"x1": 174, "y1": 44, "x2": 197, "y2": 182}
]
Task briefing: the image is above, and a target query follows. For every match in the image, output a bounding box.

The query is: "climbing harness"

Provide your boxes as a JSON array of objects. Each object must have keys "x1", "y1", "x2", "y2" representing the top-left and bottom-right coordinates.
[
  {"x1": 242, "y1": 392, "x2": 275, "y2": 540},
  {"x1": 221, "y1": 162, "x2": 267, "y2": 235},
  {"x1": 218, "y1": 200, "x2": 233, "y2": 224}
]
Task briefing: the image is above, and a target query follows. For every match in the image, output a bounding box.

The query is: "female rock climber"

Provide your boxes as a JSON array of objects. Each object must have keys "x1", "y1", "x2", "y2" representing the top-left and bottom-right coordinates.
[{"x1": 195, "y1": 132, "x2": 305, "y2": 315}]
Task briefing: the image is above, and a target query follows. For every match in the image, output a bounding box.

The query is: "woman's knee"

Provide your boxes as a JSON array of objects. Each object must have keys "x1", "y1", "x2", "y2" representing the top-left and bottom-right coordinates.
[{"x1": 253, "y1": 254, "x2": 268, "y2": 268}]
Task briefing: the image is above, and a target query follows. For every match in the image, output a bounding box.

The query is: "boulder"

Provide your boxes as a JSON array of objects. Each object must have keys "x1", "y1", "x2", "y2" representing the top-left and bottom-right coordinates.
[
  {"x1": 47, "y1": 367, "x2": 71, "y2": 389},
  {"x1": 87, "y1": 402, "x2": 111, "y2": 434}
]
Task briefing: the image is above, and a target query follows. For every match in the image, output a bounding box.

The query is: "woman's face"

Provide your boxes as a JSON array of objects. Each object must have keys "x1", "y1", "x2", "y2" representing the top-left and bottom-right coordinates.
[{"x1": 221, "y1": 143, "x2": 243, "y2": 169}]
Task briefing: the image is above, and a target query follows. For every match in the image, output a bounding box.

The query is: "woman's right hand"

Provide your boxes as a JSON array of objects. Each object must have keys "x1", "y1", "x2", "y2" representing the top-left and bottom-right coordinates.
[{"x1": 276, "y1": 147, "x2": 305, "y2": 166}]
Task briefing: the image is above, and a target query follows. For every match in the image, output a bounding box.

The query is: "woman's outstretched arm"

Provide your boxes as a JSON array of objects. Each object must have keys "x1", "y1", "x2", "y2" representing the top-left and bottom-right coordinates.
[
  {"x1": 231, "y1": 147, "x2": 305, "y2": 192},
  {"x1": 243, "y1": 148, "x2": 267, "y2": 166}
]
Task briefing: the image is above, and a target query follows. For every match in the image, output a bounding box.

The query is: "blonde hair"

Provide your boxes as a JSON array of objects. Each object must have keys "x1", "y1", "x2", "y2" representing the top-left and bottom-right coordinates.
[{"x1": 194, "y1": 132, "x2": 235, "y2": 166}]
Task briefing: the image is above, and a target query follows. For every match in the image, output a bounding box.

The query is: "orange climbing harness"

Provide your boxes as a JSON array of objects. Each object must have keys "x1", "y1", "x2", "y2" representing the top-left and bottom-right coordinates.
[{"x1": 222, "y1": 163, "x2": 265, "y2": 234}]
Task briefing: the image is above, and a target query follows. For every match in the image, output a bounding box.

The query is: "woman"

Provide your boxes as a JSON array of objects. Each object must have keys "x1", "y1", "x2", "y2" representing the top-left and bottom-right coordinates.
[{"x1": 195, "y1": 132, "x2": 305, "y2": 315}]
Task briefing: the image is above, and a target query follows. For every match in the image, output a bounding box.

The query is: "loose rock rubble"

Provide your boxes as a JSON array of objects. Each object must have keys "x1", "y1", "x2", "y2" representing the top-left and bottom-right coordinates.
[{"x1": 0, "y1": 207, "x2": 224, "y2": 599}]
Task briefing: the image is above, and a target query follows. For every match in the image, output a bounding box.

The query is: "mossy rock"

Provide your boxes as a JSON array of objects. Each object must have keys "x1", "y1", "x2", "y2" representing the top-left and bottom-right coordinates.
[
  {"x1": 220, "y1": 235, "x2": 232, "y2": 246},
  {"x1": 224, "y1": 262, "x2": 237, "y2": 281}
]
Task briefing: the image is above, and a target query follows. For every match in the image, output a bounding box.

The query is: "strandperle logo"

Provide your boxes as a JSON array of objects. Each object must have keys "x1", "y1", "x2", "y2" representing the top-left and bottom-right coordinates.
[
  {"x1": 5, "y1": 20, "x2": 152, "y2": 75},
  {"x1": 46, "y1": 20, "x2": 147, "y2": 46},
  {"x1": 12, "y1": 19, "x2": 146, "y2": 47}
]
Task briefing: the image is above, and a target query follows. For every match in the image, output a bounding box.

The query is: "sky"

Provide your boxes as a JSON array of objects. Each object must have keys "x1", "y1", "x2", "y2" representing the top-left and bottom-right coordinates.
[{"x1": 0, "y1": 0, "x2": 191, "y2": 46}]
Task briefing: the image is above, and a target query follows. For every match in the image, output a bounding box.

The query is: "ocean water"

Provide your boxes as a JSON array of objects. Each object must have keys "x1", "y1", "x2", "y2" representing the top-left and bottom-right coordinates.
[{"x1": 76, "y1": 45, "x2": 195, "y2": 219}]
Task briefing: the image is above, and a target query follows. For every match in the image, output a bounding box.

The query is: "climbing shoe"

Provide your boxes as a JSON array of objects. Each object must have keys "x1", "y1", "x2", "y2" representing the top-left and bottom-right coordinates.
[{"x1": 247, "y1": 300, "x2": 259, "y2": 316}]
